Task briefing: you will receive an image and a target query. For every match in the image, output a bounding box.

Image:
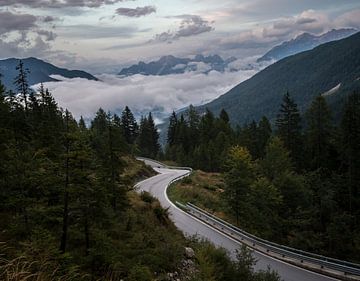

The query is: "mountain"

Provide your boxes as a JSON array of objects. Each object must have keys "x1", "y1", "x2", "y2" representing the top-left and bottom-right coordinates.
[
  {"x1": 198, "y1": 31, "x2": 360, "y2": 125},
  {"x1": 257, "y1": 28, "x2": 357, "y2": 62},
  {"x1": 118, "y1": 54, "x2": 237, "y2": 76},
  {"x1": 0, "y1": 57, "x2": 98, "y2": 91}
]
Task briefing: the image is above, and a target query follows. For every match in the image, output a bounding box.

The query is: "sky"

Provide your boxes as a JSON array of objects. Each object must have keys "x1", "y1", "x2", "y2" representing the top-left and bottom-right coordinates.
[
  {"x1": 1, "y1": 0, "x2": 360, "y2": 73},
  {"x1": 1, "y1": 0, "x2": 360, "y2": 121}
]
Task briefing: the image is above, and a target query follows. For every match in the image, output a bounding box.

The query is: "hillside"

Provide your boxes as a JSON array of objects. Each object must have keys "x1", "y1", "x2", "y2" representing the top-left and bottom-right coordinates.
[
  {"x1": 118, "y1": 54, "x2": 236, "y2": 76},
  {"x1": 257, "y1": 28, "x2": 357, "y2": 62},
  {"x1": 199, "y1": 31, "x2": 360, "y2": 125},
  {"x1": 0, "y1": 57, "x2": 98, "y2": 91}
]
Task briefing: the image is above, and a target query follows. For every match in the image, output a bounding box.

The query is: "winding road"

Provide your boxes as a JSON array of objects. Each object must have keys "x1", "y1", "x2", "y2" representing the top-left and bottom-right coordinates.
[{"x1": 136, "y1": 158, "x2": 339, "y2": 281}]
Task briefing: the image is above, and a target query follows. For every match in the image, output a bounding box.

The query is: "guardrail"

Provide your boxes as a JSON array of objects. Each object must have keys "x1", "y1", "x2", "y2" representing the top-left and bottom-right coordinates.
[
  {"x1": 183, "y1": 202, "x2": 360, "y2": 279},
  {"x1": 136, "y1": 156, "x2": 193, "y2": 172},
  {"x1": 136, "y1": 157, "x2": 360, "y2": 279}
]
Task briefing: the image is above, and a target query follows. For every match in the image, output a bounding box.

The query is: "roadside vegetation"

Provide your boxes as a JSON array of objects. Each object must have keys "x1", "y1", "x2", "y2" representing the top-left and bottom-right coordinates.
[
  {"x1": 0, "y1": 60, "x2": 281, "y2": 281},
  {"x1": 165, "y1": 92, "x2": 360, "y2": 263}
]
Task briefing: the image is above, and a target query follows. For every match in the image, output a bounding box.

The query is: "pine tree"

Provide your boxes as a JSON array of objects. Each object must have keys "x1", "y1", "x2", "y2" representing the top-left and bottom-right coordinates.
[
  {"x1": 275, "y1": 92, "x2": 302, "y2": 167},
  {"x1": 305, "y1": 95, "x2": 334, "y2": 170},
  {"x1": 257, "y1": 116, "x2": 272, "y2": 158},
  {"x1": 167, "y1": 111, "x2": 178, "y2": 146},
  {"x1": 14, "y1": 60, "x2": 31, "y2": 112},
  {"x1": 340, "y1": 92, "x2": 360, "y2": 213},
  {"x1": 121, "y1": 106, "x2": 138, "y2": 144},
  {"x1": 138, "y1": 113, "x2": 160, "y2": 158}
]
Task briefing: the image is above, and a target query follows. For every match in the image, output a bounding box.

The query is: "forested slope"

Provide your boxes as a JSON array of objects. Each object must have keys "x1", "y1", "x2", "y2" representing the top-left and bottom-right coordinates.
[{"x1": 199, "y1": 31, "x2": 360, "y2": 125}]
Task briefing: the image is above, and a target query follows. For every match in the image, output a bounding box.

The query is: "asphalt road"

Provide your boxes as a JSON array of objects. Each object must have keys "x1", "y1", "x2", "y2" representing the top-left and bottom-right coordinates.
[{"x1": 137, "y1": 159, "x2": 339, "y2": 281}]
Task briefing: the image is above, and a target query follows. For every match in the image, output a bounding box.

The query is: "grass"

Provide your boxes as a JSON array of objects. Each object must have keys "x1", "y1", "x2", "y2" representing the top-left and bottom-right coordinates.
[{"x1": 167, "y1": 170, "x2": 231, "y2": 220}]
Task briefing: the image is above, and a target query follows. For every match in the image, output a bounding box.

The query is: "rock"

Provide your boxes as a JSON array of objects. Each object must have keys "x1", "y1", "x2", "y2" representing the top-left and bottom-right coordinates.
[{"x1": 185, "y1": 247, "x2": 195, "y2": 258}]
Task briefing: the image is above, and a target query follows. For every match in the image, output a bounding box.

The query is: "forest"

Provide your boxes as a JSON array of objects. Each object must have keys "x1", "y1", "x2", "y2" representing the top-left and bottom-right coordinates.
[
  {"x1": 165, "y1": 91, "x2": 360, "y2": 263},
  {"x1": 0, "y1": 61, "x2": 281, "y2": 281}
]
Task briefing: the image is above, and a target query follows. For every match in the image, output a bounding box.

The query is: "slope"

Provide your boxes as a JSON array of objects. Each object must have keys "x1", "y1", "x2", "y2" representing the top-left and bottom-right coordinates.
[
  {"x1": 0, "y1": 57, "x2": 98, "y2": 91},
  {"x1": 199, "y1": 31, "x2": 360, "y2": 125}
]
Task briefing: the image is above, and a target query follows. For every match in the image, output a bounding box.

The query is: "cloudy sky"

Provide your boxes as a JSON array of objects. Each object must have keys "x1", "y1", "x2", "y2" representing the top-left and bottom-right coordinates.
[{"x1": 1, "y1": 0, "x2": 360, "y2": 72}]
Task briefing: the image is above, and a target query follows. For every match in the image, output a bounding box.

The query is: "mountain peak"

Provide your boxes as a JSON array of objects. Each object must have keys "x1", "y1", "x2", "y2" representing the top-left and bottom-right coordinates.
[
  {"x1": 0, "y1": 57, "x2": 98, "y2": 91},
  {"x1": 118, "y1": 54, "x2": 235, "y2": 76},
  {"x1": 257, "y1": 28, "x2": 358, "y2": 62}
]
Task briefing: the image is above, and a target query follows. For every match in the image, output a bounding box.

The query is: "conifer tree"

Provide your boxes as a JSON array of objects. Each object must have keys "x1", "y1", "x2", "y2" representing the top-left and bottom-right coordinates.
[
  {"x1": 138, "y1": 113, "x2": 160, "y2": 158},
  {"x1": 275, "y1": 92, "x2": 302, "y2": 167},
  {"x1": 305, "y1": 95, "x2": 334, "y2": 170},
  {"x1": 341, "y1": 92, "x2": 360, "y2": 213},
  {"x1": 14, "y1": 60, "x2": 31, "y2": 112},
  {"x1": 167, "y1": 111, "x2": 178, "y2": 146},
  {"x1": 121, "y1": 106, "x2": 138, "y2": 144}
]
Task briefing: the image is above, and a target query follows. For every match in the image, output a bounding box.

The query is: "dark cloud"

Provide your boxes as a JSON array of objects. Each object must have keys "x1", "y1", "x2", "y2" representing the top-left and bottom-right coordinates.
[
  {"x1": 0, "y1": 0, "x2": 129, "y2": 8},
  {"x1": 43, "y1": 15, "x2": 58, "y2": 22},
  {"x1": 37, "y1": 30, "x2": 57, "y2": 41},
  {"x1": 0, "y1": 34, "x2": 51, "y2": 58},
  {"x1": 154, "y1": 15, "x2": 214, "y2": 43},
  {"x1": 116, "y1": 6, "x2": 156, "y2": 17},
  {"x1": 0, "y1": 11, "x2": 37, "y2": 35}
]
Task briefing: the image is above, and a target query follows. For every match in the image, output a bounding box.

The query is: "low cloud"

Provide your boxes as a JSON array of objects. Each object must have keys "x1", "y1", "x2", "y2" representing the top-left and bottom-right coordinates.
[
  {"x1": 335, "y1": 9, "x2": 360, "y2": 29},
  {"x1": 154, "y1": 15, "x2": 214, "y2": 43},
  {"x1": 35, "y1": 68, "x2": 258, "y2": 121},
  {"x1": 116, "y1": 6, "x2": 156, "y2": 17}
]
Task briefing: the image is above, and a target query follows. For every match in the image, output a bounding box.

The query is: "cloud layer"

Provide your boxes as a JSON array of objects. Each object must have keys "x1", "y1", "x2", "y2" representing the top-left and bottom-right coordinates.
[
  {"x1": 154, "y1": 15, "x2": 215, "y2": 42},
  {"x1": 116, "y1": 6, "x2": 156, "y2": 17},
  {"x1": 36, "y1": 68, "x2": 258, "y2": 121}
]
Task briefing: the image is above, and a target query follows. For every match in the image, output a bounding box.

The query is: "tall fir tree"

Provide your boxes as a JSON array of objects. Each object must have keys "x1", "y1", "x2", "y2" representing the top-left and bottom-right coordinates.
[
  {"x1": 14, "y1": 60, "x2": 31, "y2": 113},
  {"x1": 121, "y1": 106, "x2": 138, "y2": 144},
  {"x1": 275, "y1": 92, "x2": 303, "y2": 167},
  {"x1": 305, "y1": 95, "x2": 334, "y2": 170},
  {"x1": 340, "y1": 92, "x2": 360, "y2": 214}
]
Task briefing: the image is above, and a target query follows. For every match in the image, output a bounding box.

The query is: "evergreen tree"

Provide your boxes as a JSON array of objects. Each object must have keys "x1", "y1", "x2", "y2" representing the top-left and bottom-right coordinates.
[
  {"x1": 121, "y1": 106, "x2": 138, "y2": 144},
  {"x1": 305, "y1": 95, "x2": 334, "y2": 170},
  {"x1": 340, "y1": 92, "x2": 360, "y2": 214},
  {"x1": 167, "y1": 111, "x2": 178, "y2": 146},
  {"x1": 138, "y1": 112, "x2": 160, "y2": 158},
  {"x1": 257, "y1": 116, "x2": 272, "y2": 158},
  {"x1": 14, "y1": 60, "x2": 31, "y2": 112},
  {"x1": 275, "y1": 92, "x2": 302, "y2": 167}
]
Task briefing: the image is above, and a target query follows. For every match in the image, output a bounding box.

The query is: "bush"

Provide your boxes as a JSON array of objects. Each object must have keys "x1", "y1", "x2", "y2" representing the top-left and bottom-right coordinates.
[
  {"x1": 127, "y1": 265, "x2": 152, "y2": 281},
  {"x1": 140, "y1": 191, "x2": 155, "y2": 204}
]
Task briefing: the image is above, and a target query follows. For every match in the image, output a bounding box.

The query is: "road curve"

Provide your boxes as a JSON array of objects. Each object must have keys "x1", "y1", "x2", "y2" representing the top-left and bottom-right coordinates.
[{"x1": 136, "y1": 159, "x2": 339, "y2": 281}]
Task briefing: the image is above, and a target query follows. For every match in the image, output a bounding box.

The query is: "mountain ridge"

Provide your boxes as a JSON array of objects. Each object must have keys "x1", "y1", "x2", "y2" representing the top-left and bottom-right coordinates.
[
  {"x1": 118, "y1": 54, "x2": 237, "y2": 76},
  {"x1": 257, "y1": 28, "x2": 357, "y2": 62},
  {"x1": 197, "y1": 31, "x2": 360, "y2": 125},
  {"x1": 0, "y1": 57, "x2": 98, "y2": 91}
]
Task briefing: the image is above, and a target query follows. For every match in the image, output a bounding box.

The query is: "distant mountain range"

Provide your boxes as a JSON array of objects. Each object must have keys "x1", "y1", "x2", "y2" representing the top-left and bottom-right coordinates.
[
  {"x1": 197, "y1": 31, "x2": 360, "y2": 125},
  {"x1": 257, "y1": 28, "x2": 357, "y2": 62},
  {"x1": 0, "y1": 57, "x2": 98, "y2": 92},
  {"x1": 118, "y1": 54, "x2": 237, "y2": 76}
]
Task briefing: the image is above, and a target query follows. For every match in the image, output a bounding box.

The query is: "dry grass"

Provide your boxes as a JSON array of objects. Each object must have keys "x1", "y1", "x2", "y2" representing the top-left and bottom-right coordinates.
[
  {"x1": 0, "y1": 243, "x2": 85, "y2": 281},
  {"x1": 167, "y1": 170, "x2": 226, "y2": 216}
]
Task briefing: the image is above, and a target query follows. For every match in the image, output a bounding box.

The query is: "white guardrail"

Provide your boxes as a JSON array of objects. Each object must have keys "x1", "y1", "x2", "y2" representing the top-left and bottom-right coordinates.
[
  {"x1": 177, "y1": 201, "x2": 360, "y2": 280},
  {"x1": 137, "y1": 157, "x2": 360, "y2": 280}
]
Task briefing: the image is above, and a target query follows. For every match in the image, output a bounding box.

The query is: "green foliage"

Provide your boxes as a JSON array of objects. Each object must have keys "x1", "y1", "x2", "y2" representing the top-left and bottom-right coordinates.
[
  {"x1": 169, "y1": 92, "x2": 360, "y2": 262},
  {"x1": 165, "y1": 106, "x2": 234, "y2": 171},
  {"x1": 199, "y1": 32, "x2": 360, "y2": 128},
  {"x1": 189, "y1": 240, "x2": 281, "y2": 281},
  {"x1": 137, "y1": 112, "x2": 160, "y2": 158}
]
